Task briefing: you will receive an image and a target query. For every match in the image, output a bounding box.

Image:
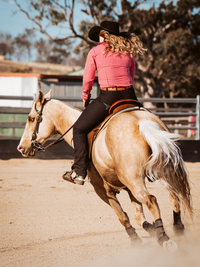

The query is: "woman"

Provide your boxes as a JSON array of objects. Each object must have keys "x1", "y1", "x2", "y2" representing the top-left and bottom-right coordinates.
[{"x1": 63, "y1": 20, "x2": 146, "y2": 185}]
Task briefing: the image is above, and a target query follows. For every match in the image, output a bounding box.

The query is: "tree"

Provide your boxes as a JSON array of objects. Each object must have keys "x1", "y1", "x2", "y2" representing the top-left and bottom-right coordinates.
[
  {"x1": 34, "y1": 38, "x2": 72, "y2": 64},
  {"x1": 13, "y1": 30, "x2": 35, "y2": 61},
  {"x1": 6, "y1": 0, "x2": 96, "y2": 48},
  {"x1": 3, "y1": 0, "x2": 200, "y2": 100},
  {"x1": 34, "y1": 38, "x2": 51, "y2": 62},
  {"x1": 0, "y1": 33, "x2": 15, "y2": 59},
  {"x1": 2, "y1": 0, "x2": 146, "y2": 52},
  {"x1": 127, "y1": 0, "x2": 200, "y2": 102}
]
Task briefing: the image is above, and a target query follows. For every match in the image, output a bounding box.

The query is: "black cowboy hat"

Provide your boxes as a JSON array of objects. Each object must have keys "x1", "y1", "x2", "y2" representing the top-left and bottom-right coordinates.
[{"x1": 88, "y1": 21, "x2": 129, "y2": 42}]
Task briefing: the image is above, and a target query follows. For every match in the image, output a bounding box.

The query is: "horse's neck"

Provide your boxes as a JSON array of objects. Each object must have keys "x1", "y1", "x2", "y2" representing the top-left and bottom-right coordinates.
[{"x1": 49, "y1": 99, "x2": 81, "y2": 147}]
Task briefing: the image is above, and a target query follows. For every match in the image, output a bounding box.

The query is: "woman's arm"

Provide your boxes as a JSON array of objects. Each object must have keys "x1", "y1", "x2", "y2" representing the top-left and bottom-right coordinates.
[{"x1": 82, "y1": 49, "x2": 97, "y2": 101}]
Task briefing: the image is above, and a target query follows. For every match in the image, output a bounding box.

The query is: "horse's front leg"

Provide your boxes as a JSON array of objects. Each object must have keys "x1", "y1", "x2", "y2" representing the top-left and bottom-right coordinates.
[
  {"x1": 89, "y1": 164, "x2": 142, "y2": 246},
  {"x1": 169, "y1": 193, "x2": 185, "y2": 235}
]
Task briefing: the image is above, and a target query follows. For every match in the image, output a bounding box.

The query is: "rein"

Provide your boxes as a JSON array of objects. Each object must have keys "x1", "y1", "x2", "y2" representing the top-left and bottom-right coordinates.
[{"x1": 31, "y1": 98, "x2": 74, "y2": 151}]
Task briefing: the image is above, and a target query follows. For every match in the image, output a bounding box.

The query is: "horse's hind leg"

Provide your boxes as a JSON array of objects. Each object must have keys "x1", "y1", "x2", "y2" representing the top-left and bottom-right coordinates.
[
  {"x1": 124, "y1": 188, "x2": 146, "y2": 226},
  {"x1": 169, "y1": 193, "x2": 184, "y2": 235},
  {"x1": 89, "y1": 164, "x2": 142, "y2": 246},
  {"x1": 103, "y1": 182, "x2": 142, "y2": 246},
  {"x1": 126, "y1": 179, "x2": 171, "y2": 247},
  {"x1": 126, "y1": 186, "x2": 184, "y2": 237},
  {"x1": 125, "y1": 188, "x2": 156, "y2": 237}
]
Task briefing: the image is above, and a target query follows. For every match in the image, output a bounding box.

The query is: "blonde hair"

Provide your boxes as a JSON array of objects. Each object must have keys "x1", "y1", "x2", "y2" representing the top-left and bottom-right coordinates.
[{"x1": 99, "y1": 30, "x2": 147, "y2": 57}]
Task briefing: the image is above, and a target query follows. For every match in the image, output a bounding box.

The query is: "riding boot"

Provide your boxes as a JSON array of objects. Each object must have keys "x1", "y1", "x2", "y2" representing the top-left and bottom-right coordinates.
[{"x1": 62, "y1": 162, "x2": 86, "y2": 185}]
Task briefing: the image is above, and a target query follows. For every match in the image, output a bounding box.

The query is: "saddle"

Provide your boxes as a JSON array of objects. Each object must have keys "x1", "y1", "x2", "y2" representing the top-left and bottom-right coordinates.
[{"x1": 88, "y1": 99, "x2": 143, "y2": 158}]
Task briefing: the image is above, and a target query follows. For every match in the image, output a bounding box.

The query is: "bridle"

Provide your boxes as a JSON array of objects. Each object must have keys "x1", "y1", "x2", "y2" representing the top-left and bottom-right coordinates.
[
  {"x1": 31, "y1": 98, "x2": 74, "y2": 151},
  {"x1": 31, "y1": 98, "x2": 48, "y2": 150}
]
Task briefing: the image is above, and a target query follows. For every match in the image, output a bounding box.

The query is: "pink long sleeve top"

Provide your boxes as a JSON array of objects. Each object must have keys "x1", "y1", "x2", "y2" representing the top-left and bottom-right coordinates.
[{"x1": 82, "y1": 42, "x2": 135, "y2": 100}]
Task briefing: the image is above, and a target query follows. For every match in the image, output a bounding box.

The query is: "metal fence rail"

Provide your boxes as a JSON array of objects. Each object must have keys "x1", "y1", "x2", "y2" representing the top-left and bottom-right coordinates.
[
  {"x1": 0, "y1": 95, "x2": 200, "y2": 140},
  {"x1": 138, "y1": 96, "x2": 199, "y2": 140}
]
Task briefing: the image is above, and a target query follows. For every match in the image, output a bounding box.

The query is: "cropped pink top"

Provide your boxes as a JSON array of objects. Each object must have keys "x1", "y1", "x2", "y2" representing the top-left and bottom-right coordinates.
[{"x1": 82, "y1": 42, "x2": 135, "y2": 100}]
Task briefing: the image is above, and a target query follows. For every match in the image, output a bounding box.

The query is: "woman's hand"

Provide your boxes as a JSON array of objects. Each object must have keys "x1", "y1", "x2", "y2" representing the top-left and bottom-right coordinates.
[{"x1": 83, "y1": 99, "x2": 90, "y2": 108}]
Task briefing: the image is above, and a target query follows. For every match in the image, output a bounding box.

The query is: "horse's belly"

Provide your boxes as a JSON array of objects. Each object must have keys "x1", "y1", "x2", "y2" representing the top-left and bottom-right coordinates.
[{"x1": 101, "y1": 169, "x2": 126, "y2": 189}]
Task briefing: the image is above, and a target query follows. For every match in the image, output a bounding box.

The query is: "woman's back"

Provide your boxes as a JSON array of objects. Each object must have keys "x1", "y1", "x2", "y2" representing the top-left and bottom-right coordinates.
[{"x1": 85, "y1": 42, "x2": 135, "y2": 88}]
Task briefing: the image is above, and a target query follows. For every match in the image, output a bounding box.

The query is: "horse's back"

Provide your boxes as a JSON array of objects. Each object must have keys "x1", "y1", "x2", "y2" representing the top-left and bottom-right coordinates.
[
  {"x1": 104, "y1": 109, "x2": 167, "y2": 143},
  {"x1": 132, "y1": 109, "x2": 168, "y2": 131}
]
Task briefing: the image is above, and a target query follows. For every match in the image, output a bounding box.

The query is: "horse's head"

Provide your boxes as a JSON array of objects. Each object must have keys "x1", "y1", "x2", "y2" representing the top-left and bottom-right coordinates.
[{"x1": 17, "y1": 90, "x2": 56, "y2": 157}]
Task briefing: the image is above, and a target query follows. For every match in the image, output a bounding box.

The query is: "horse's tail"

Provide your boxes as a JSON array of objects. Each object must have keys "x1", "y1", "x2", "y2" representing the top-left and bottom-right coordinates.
[{"x1": 139, "y1": 120, "x2": 193, "y2": 219}]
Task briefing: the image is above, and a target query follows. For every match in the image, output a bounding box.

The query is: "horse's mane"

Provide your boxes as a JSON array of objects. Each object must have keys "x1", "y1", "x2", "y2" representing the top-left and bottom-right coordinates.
[{"x1": 52, "y1": 98, "x2": 82, "y2": 113}]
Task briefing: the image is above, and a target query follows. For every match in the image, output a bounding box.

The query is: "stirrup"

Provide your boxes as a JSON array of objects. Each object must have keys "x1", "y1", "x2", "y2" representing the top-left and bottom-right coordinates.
[
  {"x1": 62, "y1": 161, "x2": 75, "y2": 182},
  {"x1": 62, "y1": 164, "x2": 85, "y2": 185}
]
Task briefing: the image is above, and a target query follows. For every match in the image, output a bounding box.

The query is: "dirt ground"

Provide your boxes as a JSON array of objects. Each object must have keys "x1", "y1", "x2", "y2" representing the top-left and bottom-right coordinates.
[{"x1": 0, "y1": 159, "x2": 200, "y2": 267}]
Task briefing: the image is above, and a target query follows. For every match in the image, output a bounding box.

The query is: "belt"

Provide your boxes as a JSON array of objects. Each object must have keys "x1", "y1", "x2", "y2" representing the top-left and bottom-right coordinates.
[{"x1": 101, "y1": 85, "x2": 132, "y2": 91}]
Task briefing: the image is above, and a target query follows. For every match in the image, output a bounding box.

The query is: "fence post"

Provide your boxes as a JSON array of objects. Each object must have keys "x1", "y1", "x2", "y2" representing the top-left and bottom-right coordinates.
[{"x1": 196, "y1": 95, "x2": 200, "y2": 140}]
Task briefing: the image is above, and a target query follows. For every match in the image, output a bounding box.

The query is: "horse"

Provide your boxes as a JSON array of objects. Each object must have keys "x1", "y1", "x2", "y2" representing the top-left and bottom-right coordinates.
[{"x1": 17, "y1": 90, "x2": 193, "y2": 251}]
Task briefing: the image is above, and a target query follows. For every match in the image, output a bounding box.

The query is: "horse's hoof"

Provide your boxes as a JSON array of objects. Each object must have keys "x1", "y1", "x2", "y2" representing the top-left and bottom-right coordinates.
[
  {"x1": 173, "y1": 224, "x2": 184, "y2": 236},
  {"x1": 126, "y1": 226, "x2": 142, "y2": 247},
  {"x1": 130, "y1": 236, "x2": 142, "y2": 248},
  {"x1": 142, "y1": 221, "x2": 156, "y2": 237},
  {"x1": 163, "y1": 239, "x2": 178, "y2": 252}
]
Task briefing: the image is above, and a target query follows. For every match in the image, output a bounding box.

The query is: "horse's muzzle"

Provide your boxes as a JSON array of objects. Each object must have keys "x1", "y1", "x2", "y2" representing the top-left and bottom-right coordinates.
[{"x1": 17, "y1": 144, "x2": 36, "y2": 157}]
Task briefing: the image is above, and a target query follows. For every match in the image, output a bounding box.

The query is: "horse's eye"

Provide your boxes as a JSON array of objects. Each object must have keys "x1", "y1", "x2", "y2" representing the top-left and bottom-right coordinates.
[{"x1": 28, "y1": 116, "x2": 35, "y2": 122}]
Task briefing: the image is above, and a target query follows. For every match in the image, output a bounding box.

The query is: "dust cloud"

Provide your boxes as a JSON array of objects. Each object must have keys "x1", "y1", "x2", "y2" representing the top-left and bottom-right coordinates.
[{"x1": 82, "y1": 228, "x2": 200, "y2": 267}]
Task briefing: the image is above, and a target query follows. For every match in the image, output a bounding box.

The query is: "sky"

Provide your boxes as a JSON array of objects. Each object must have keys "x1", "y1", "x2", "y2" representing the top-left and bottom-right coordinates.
[{"x1": 0, "y1": 0, "x2": 160, "y2": 39}]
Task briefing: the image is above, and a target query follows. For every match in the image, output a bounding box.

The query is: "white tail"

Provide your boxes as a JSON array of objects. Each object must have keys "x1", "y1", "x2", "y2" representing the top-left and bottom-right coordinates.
[
  {"x1": 139, "y1": 120, "x2": 182, "y2": 181},
  {"x1": 139, "y1": 120, "x2": 193, "y2": 217}
]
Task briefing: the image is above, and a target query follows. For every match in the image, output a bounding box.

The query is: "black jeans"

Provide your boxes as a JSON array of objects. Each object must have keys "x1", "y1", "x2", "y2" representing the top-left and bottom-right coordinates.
[{"x1": 73, "y1": 86, "x2": 137, "y2": 177}]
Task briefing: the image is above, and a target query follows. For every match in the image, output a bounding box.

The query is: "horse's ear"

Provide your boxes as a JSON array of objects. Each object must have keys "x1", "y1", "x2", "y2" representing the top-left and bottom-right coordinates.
[
  {"x1": 36, "y1": 91, "x2": 45, "y2": 104},
  {"x1": 44, "y1": 89, "x2": 52, "y2": 100}
]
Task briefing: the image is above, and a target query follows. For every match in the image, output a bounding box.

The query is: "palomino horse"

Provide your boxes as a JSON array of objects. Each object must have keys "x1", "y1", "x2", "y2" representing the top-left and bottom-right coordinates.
[{"x1": 18, "y1": 90, "x2": 193, "y2": 251}]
